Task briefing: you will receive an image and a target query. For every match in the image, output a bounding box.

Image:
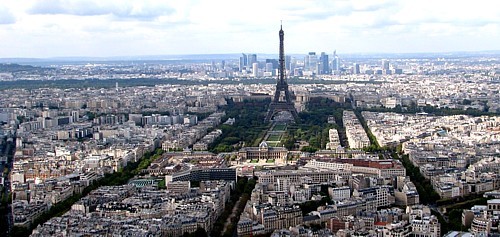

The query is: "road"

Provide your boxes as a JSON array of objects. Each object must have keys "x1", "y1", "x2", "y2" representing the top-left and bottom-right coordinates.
[
  {"x1": 429, "y1": 204, "x2": 449, "y2": 222},
  {"x1": 222, "y1": 196, "x2": 243, "y2": 235},
  {"x1": 1, "y1": 137, "x2": 15, "y2": 237}
]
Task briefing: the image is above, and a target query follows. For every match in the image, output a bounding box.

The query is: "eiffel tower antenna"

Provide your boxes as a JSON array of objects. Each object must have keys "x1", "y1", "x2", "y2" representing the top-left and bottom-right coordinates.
[{"x1": 264, "y1": 24, "x2": 299, "y2": 123}]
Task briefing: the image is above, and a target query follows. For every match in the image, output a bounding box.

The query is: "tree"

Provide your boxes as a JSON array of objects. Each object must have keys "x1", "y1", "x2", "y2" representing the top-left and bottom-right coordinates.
[{"x1": 301, "y1": 146, "x2": 318, "y2": 153}]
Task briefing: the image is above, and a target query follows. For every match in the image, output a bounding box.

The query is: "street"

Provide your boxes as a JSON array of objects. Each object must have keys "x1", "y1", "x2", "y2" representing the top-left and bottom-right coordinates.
[{"x1": 1, "y1": 137, "x2": 15, "y2": 237}]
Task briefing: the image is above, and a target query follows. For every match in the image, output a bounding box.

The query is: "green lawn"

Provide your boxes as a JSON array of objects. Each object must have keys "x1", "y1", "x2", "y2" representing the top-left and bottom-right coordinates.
[
  {"x1": 272, "y1": 124, "x2": 287, "y2": 131},
  {"x1": 266, "y1": 141, "x2": 281, "y2": 147},
  {"x1": 250, "y1": 159, "x2": 259, "y2": 163},
  {"x1": 266, "y1": 159, "x2": 275, "y2": 163},
  {"x1": 267, "y1": 134, "x2": 282, "y2": 141}
]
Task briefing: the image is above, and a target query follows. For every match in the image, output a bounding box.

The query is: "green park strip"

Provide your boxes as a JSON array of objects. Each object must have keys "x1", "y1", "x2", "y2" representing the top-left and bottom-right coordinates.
[
  {"x1": 267, "y1": 134, "x2": 282, "y2": 141},
  {"x1": 208, "y1": 99, "x2": 272, "y2": 153},
  {"x1": 266, "y1": 141, "x2": 281, "y2": 147},
  {"x1": 272, "y1": 124, "x2": 287, "y2": 131}
]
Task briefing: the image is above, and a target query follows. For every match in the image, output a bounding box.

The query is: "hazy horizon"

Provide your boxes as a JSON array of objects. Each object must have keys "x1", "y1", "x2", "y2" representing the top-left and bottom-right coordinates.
[{"x1": 1, "y1": 50, "x2": 500, "y2": 62}]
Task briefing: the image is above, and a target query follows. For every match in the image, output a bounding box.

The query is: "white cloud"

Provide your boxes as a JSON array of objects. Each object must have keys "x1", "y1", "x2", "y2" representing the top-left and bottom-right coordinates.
[
  {"x1": 0, "y1": 0, "x2": 498, "y2": 57},
  {"x1": 0, "y1": 4, "x2": 15, "y2": 24},
  {"x1": 28, "y1": 0, "x2": 175, "y2": 20}
]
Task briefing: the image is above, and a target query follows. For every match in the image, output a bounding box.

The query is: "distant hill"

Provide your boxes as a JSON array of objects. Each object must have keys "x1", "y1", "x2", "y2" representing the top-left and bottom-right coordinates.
[
  {"x1": 0, "y1": 50, "x2": 499, "y2": 65},
  {"x1": 0, "y1": 63, "x2": 50, "y2": 73}
]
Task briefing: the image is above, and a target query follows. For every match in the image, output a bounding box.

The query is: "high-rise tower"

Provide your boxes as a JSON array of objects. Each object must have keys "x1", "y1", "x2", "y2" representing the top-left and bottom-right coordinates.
[
  {"x1": 332, "y1": 50, "x2": 340, "y2": 71},
  {"x1": 264, "y1": 25, "x2": 299, "y2": 123},
  {"x1": 320, "y1": 52, "x2": 329, "y2": 75}
]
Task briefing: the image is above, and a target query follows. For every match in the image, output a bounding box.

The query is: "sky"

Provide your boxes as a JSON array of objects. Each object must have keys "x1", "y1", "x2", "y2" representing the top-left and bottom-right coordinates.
[{"x1": 0, "y1": 0, "x2": 499, "y2": 58}]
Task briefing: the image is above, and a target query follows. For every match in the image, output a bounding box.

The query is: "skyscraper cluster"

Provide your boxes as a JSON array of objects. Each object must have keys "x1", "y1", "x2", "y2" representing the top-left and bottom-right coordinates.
[
  {"x1": 235, "y1": 51, "x2": 405, "y2": 78},
  {"x1": 239, "y1": 53, "x2": 257, "y2": 71},
  {"x1": 291, "y1": 50, "x2": 341, "y2": 76}
]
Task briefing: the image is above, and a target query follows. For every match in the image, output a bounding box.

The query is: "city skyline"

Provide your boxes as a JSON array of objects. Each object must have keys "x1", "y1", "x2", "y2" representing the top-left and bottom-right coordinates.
[
  {"x1": 1, "y1": 8, "x2": 499, "y2": 234},
  {"x1": 0, "y1": 0, "x2": 499, "y2": 58}
]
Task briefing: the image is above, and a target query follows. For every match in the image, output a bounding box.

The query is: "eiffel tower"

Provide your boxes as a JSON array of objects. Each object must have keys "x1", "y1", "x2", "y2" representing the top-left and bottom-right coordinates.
[{"x1": 264, "y1": 24, "x2": 299, "y2": 123}]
